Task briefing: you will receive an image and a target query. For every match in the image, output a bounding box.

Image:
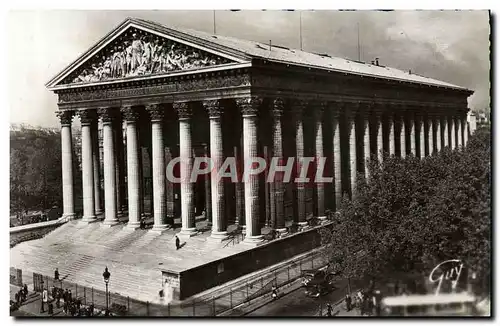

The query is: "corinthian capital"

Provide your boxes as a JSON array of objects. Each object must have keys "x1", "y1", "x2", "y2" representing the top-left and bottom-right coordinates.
[
  {"x1": 97, "y1": 107, "x2": 117, "y2": 124},
  {"x1": 311, "y1": 101, "x2": 327, "y2": 120},
  {"x1": 78, "y1": 109, "x2": 98, "y2": 125},
  {"x1": 236, "y1": 96, "x2": 262, "y2": 116},
  {"x1": 121, "y1": 106, "x2": 140, "y2": 122},
  {"x1": 173, "y1": 102, "x2": 192, "y2": 120},
  {"x1": 56, "y1": 110, "x2": 75, "y2": 126},
  {"x1": 203, "y1": 99, "x2": 223, "y2": 118},
  {"x1": 146, "y1": 103, "x2": 164, "y2": 122},
  {"x1": 272, "y1": 97, "x2": 284, "y2": 117}
]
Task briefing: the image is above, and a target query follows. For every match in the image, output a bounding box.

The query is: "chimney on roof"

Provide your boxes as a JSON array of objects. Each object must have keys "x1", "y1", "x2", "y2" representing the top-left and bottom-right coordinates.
[
  {"x1": 375, "y1": 57, "x2": 379, "y2": 66},
  {"x1": 269, "y1": 40, "x2": 272, "y2": 52},
  {"x1": 409, "y1": 69, "x2": 412, "y2": 74}
]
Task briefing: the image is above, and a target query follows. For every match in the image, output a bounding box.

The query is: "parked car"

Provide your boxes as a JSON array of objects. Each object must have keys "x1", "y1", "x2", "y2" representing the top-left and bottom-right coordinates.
[
  {"x1": 304, "y1": 275, "x2": 336, "y2": 298},
  {"x1": 301, "y1": 268, "x2": 337, "y2": 287}
]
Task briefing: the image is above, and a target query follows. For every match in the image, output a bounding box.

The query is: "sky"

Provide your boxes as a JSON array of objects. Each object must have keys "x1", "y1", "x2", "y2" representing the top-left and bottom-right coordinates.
[{"x1": 7, "y1": 10, "x2": 491, "y2": 128}]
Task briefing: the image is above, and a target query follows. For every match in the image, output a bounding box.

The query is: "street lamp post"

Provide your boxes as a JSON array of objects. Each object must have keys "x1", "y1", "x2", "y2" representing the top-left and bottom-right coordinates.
[{"x1": 103, "y1": 266, "x2": 111, "y2": 316}]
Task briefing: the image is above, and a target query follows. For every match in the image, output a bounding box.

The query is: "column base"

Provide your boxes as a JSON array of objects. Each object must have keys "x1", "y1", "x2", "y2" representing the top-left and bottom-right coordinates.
[
  {"x1": 80, "y1": 216, "x2": 97, "y2": 224},
  {"x1": 95, "y1": 209, "x2": 104, "y2": 216},
  {"x1": 102, "y1": 219, "x2": 119, "y2": 227},
  {"x1": 59, "y1": 214, "x2": 76, "y2": 222},
  {"x1": 298, "y1": 221, "x2": 309, "y2": 231},
  {"x1": 207, "y1": 231, "x2": 229, "y2": 242},
  {"x1": 150, "y1": 224, "x2": 171, "y2": 234},
  {"x1": 242, "y1": 235, "x2": 264, "y2": 247},
  {"x1": 178, "y1": 228, "x2": 198, "y2": 238},
  {"x1": 126, "y1": 221, "x2": 142, "y2": 230}
]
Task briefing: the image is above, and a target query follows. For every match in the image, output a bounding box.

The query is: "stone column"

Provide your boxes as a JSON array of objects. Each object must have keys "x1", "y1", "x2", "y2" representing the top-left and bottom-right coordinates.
[
  {"x1": 122, "y1": 106, "x2": 141, "y2": 229},
  {"x1": 332, "y1": 107, "x2": 342, "y2": 210},
  {"x1": 442, "y1": 117, "x2": 449, "y2": 148},
  {"x1": 90, "y1": 119, "x2": 102, "y2": 215},
  {"x1": 98, "y1": 108, "x2": 118, "y2": 226},
  {"x1": 346, "y1": 107, "x2": 358, "y2": 199},
  {"x1": 387, "y1": 113, "x2": 396, "y2": 157},
  {"x1": 415, "y1": 114, "x2": 424, "y2": 159},
  {"x1": 375, "y1": 111, "x2": 384, "y2": 162},
  {"x1": 463, "y1": 115, "x2": 469, "y2": 146},
  {"x1": 175, "y1": 102, "x2": 197, "y2": 236},
  {"x1": 314, "y1": 102, "x2": 326, "y2": 220},
  {"x1": 450, "y1": 116, "x2": 456, "y2": 149},
  {"x1": 362, "y1": 111, "x2": 371, "y2": 178},
  {"x1": 408, "y1": 112, "x2": 416, "y2": 156},
  {"x1": 204, "y1": 100, "x2": 227, "y2": 240},
  {"x1": 57, "y1": 111, "x2": 76, "y2": 220},
  {"x1": 204, "y1": 144, "x2": 212, "y2": 225},
  {"x1": 147, "y1": 104, "x2": 169, "y2": 232},
  {"x1": 434, "y1": 117, "x2": 441, "y2": 153},
  {"x1": 114, "y1": 116, "x2": 124, "y2": 215},
  {"x1": 78, "y1": 110, "x2": 97, "y2": 223},
  {"x1": 456, "y1": 116, "x2": 463, "y2": 148},
  {"x1": 428, "y1": 116, "x2": 434, "y2": 155},
  {"x1": 237, "y1": 97, "x2": 264, "y2": 244},
  {"x1": 234, "y1": 144, "x2": 244, "y2": 227},
  {"x1": 271, "y1": 98, "x2": 286, "y2": 232},
  {"x1": 399, "y1": 112, "x2": 407, "y2": 159},
  {"x1": 291, "y1": 100, "x2": 307, "y2": 227}
]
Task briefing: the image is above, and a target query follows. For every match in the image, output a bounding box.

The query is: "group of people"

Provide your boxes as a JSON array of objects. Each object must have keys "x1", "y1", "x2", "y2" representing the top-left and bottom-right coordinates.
[
  {"x1": 11, "y1": 284, "x2": 29, "y2": 310},
  {"x1": 353, "y1": 289, "x2": 383, "y2": 316},
  {"x1": 72, "y1": 30, "x2": 225, "y2": 84},
  {"x1": 47, "y1": 286, "x2": 95, "y2": 316}
]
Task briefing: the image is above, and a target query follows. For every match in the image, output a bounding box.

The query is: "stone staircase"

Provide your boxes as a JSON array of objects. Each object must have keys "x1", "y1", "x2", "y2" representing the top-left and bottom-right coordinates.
[{"x1": 10, "y1": 220, "x2": 252, "y2": 303}]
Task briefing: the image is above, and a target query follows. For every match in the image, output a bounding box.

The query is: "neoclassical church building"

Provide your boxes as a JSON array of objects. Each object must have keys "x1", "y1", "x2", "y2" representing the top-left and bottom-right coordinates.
[{"x1": 16, "y1": 17, "x2": 473, "y2": 301}]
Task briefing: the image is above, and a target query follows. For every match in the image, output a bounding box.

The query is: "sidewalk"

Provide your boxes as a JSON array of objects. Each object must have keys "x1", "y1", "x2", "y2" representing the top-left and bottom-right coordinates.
[{"x1": 10, "y1": 284, "x2": 108, "y2": 317}]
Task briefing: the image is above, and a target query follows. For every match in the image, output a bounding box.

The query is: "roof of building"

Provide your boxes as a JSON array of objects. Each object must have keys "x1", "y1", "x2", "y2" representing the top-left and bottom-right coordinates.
[{"x1": 135, "y1": 18, "x2": 470, "y2": 92}]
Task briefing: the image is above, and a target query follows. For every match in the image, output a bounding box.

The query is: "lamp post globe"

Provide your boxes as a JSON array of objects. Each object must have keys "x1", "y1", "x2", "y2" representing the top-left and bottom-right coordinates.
[
  {"x1": 103, "y1": 267, "x2": 110, "y2": 284},
  {"x1": 103, "y1": 267, "x2": 111, "y2": 316}
]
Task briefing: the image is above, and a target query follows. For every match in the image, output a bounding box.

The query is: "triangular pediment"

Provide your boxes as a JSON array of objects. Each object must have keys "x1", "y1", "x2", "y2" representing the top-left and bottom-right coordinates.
[{"x1": 47, "y1": 18, "x2": 250, "y2": 88}]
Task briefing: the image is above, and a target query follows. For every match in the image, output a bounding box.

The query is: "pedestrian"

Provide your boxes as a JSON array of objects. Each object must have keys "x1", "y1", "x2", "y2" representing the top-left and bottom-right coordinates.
[
  {"x1": 326, "y1": 303, "x2": 333, "y2": 317},
  {"x1": 51, "y1": 286, "x2": 57, "y2": 301},
  {"x1": 175, "y1": 235, "x2": 180, "y2": 250},
  {"x1": 68, "y1": 289, "x2": 72, "y2": 303},
  {"x1": 271, "y1": 285, "x2": 278, "y2": 300},
  {"x1": 48, "y1": 302, "x2": 54, "y2": 315},
  {"x1": 23, "y1": 284, "x2": 28, "y2": 297},
  {"x1": 54, "y1": 268, "x2": 60, "y2": 281},
  {"x1": 345, "y1": 294, "x2": 352, "y2": 311},
  {"x1": 14, "y1": 291, "x2": 19, "y2": 304},
  {"x1": 63, "y1": 301, "x2": 68, "y2": 315}
]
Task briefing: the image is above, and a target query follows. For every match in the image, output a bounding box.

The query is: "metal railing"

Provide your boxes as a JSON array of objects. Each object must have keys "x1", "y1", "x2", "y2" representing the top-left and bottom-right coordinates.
[{"x1": 16, "y1": 251, "x2": 325, "y2": 316}]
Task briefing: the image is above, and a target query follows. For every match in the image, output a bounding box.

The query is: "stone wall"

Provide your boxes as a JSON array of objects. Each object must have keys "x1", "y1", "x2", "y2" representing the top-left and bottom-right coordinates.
[
  {"x1": 10, "y1": 220, "x2": 63, "y2": 248},
  {"x1": 175, "y1": 223, "x2": 331, "y2": 300}
]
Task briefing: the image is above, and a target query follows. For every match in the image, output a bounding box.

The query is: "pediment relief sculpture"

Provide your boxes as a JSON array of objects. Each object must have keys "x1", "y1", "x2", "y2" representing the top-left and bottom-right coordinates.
[{"x1": 62, "y1": 27, "x2": 232, "y2": 85}]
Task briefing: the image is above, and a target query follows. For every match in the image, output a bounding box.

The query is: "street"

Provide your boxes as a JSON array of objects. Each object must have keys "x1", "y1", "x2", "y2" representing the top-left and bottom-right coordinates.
[{"x1": 247, "y1": 278, "x2": 350, "y2": 316}]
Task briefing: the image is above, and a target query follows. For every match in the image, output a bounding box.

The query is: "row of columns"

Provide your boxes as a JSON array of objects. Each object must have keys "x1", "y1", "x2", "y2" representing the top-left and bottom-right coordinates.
[{"x1": 57, "y1": 99, "x2": 469, "y2": 244}]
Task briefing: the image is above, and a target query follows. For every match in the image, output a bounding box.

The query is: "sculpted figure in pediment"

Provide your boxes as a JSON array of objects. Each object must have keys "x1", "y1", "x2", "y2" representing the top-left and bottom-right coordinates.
[{"x1": 64, "y1": 28, "x2": 232, "y2": 84}]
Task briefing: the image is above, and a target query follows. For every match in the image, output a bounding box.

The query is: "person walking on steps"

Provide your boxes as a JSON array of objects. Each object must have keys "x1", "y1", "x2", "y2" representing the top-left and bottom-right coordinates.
[{"x1": 175, "y1": 235, "x2": 180, "y2": 250}]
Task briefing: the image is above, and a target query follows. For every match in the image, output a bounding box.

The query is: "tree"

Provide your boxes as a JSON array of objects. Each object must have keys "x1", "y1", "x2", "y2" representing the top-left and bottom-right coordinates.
[
  {"x1": 319, "y1": 126, "x2": 491, "y2": 294},
  {"x1": 10, "y1": 126, "x2": 64, "y2": 219}
]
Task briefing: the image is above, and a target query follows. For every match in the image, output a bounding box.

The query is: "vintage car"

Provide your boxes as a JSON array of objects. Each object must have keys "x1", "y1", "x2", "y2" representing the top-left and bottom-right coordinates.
[{"x1": 301, "y1": 268, "x2": 337, "y2": 287}]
